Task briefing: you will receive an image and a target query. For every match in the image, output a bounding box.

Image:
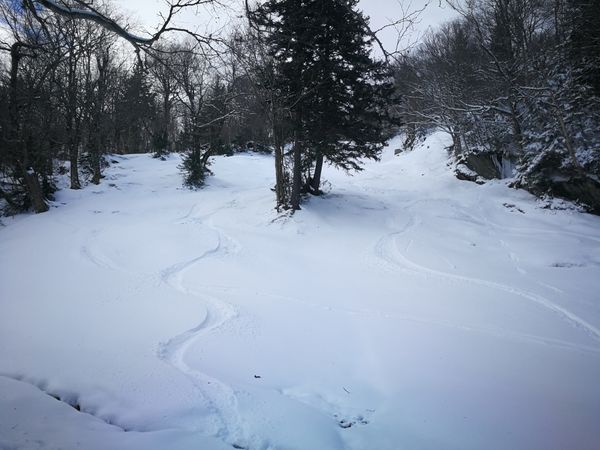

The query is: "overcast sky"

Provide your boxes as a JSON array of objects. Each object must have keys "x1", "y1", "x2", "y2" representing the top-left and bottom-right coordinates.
[{"x1": 118, "y1": 0, "x2": 458, "y2": 53}]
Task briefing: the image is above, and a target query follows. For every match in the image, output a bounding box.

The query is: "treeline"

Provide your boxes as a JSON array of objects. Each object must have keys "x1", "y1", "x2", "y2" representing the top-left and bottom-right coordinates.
[
  {"x1": 394, "y1": 0, "x2": 600, "y2": 212},
  {"x1": 0, "y1": 1, "x2": 273, "y2": 213},
  {"x1": 3, "y1": 0, "x2": 598, "y2": 216},
  {"x1": 0, "y1": 0, "x2": 396, "y2": 214}
]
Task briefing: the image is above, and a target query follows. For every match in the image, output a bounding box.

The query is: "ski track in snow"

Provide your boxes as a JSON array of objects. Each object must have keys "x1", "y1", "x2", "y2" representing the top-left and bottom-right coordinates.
[
  {"x1": 210, "y1": 285, "x2": 600, "y2": 356},
  {"x1": 80, "y1": 229, "x2": 121, "y2": 272},
  {"x1": 321, "y1": 187, "x2": 600, "y2": 353},
  {"x1": 5, "y1": 147, "x2": 600, "y2": 450},
  {"x1": 370, "y1": 206, "x2": 600, "y2": 352},
  {"x1": 80, "y1": 244, "x2": 116, "y2": 271},
  {"x1": 483, "y1": 220, "x2": 600, "y2": 244},
  {"x1": 77, "y1": 201, "x2": 250, "y2": 447},
  {"x1": 156, "y1": 218, "x2": 249, "y2": 448}
]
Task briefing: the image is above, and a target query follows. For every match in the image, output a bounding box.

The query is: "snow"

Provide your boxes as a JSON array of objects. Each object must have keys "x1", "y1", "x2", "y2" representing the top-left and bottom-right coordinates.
[{"x1": 1, "y1": 132, "x2": 600, "y2": 450}]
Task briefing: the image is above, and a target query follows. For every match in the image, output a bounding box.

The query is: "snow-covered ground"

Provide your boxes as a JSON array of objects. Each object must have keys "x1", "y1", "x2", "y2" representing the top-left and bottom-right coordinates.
[{"x1": 1, "y1": 132, "x2": 600, "y2": 450}]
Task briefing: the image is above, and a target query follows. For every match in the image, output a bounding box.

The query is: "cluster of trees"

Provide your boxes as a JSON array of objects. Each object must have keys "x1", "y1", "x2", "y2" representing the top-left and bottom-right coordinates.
[
  {"x1": 5, "y1": 0, "x2": 596, "y2": 216},
  {"x1": 247, "y1": 0, "x2": 398, "y2": 210},
  {"x1": 0, "y1": 0, "x2": 269, "y2": 213},
  {"x1": 394, "y1": 0, "x2": 600, "y2": 212},
  {"x1": 1, "y1": 0, "x2": 397, "y2": 214}
]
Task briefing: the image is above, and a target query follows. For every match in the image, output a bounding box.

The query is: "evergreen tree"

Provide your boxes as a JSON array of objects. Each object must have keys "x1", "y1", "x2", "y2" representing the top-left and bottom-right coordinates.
[
  {"x1": 200, "y1": 76, "x2": 229, "y2": 154},
  {"x1": 178, "y1": 76, "x2": 227, "y2": 189},
  {"x1": 115, "y1": 62, "x2": 156, "y2": 154},
  {"x1": 568, "y1": 0, "x2": 600, "y2": 95},
  {"x1": 179, "y1": 144, "x2": 213, "y2": 189},
  {"x1": 251, "y1": 0, "x2": 396, "y2": 209}
]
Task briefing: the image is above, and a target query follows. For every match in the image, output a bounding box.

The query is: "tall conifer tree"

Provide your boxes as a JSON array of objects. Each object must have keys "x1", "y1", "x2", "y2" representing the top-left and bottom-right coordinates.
[{"x1": 251, "y1": 0, "x2": 396, "y2": 209}]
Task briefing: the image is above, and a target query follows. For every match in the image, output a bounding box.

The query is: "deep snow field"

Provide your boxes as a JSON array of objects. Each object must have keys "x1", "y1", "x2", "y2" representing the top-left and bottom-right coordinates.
[{"x1": 1, "y1": 132, "x2": 600, "y2": 450}]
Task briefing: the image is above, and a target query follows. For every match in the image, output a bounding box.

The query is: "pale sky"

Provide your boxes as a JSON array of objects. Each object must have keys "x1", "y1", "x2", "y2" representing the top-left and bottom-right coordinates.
[
  {"x1": 118, "y1": 0, "x2": 458, "y2": 53},
  {"x1": 359, "y1": 0, "x2": 458, "y2": 52}
]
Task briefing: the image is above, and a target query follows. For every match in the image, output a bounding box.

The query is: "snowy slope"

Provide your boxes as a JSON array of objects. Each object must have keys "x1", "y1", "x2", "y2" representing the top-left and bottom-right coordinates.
[{"x1": 1, "y1": 132, "x2": 599, "y2": 450}]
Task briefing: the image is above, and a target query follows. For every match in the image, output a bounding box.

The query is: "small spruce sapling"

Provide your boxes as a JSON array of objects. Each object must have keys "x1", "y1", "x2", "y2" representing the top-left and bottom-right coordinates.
[{"x1": 179, "y1": 145, "x2": 214, "y2": 188}]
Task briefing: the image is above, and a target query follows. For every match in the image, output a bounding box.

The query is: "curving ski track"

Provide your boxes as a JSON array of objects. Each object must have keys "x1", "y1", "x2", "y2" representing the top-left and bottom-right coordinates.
[
  {"x1": 372, "y1": 210, "x2": 600, "y2": 352},
  {"x1": 222, "y1": 287, "x2": 600, "y2": 355},
  {"x1": 80, "y1": 211, "x2": 248, "y2": 447},
  {"x1": 156, "y1": 223, "x2": 249, "y2": 447}
]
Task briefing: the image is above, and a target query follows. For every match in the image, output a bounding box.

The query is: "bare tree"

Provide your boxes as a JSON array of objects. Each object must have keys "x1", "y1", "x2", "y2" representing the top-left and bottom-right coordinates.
[{"x1": 0, "y1": 0, "x2": 226, "y2": 212}]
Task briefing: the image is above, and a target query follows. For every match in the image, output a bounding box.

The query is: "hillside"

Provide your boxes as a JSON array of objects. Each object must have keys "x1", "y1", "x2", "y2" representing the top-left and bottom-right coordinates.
[{"x1": 1, "y1": 132, "x2": 599, "y2": 450}]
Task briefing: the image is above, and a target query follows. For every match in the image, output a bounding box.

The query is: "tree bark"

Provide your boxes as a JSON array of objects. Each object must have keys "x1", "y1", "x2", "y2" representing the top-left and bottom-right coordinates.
[
  {"x1": 274, "y1": 142, "x2": 287, "y2": 208},
  {"x1": 67, "y1": 52, "x2": 81, "y2": 189},
  {"x1": 91, "y1": 141, "x2": 101, "y2": 185},
  {"x1": 310, "y1": 151, "x2": 324, "y2": 194},
  {"x1": 90, "y1": 53, "x2": 108, "y2": 185},
  {"x1": 69, "y1": 140, "x2": 81, "y2": 189},
  {"x1": 271, "y1": 100, "x2": 289, "y2": 210},
  {"x1": 10, "y1": 43, "x2": 48, "y2": 213},
  {"x1": 555, "y1": 107, "x2": 582, "y2": 171},
  {"x1": 23, "y1": 170, "x2": 49, "y2": 213},
  {"x1": 508, "y1": 96, "x2": 524, "y2": 155},
  {"x1": 451, "y1": 131, "x2": 462, "y2": 156},
  {"x1": 291, "y1": 136, "x2": 302, "y2": 210}
]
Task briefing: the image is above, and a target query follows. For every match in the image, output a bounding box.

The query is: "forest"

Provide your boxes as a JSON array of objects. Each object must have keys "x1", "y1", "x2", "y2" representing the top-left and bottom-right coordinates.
[{"x1": 1, "y1": 0, "x2": 598, "y2": 215}]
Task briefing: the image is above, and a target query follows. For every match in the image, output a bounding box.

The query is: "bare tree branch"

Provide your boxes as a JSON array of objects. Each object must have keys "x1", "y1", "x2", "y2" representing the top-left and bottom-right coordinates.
[{"x1": 29, "y1": 0, "x2": 222, "y2": 51}]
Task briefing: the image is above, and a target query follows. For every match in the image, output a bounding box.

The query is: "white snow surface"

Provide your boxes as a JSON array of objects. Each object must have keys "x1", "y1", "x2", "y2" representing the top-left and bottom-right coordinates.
[{"x1": 1, "y1": 132, "x2": 600, "y2": 450}]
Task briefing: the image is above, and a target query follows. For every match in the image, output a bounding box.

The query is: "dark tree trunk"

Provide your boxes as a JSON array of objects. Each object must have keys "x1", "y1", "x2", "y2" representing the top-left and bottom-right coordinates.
[
  {"x1": 91, "y1": 142, "x2": 101, "y2": 185},
  {"x1": 10, "y1": 43, "x2": 48, "y2": 213},
  {"x1": 90, "y1": 109, "x2": 102, "y2": 185},
  {"x1": 23, "y1": 170, "x2": 49, "y2": 213},
  {"x1": 67, "y1": 56, "x2": 81, "y2": 189},
  {"x1": 274, "y1": 142, "x2": 287, "y2": 208},
  {"x1": 271, "y1": 101, "x2": 290, "y2": 210},
  {"x1": 69, "y1": 141, "x2": 81, "y2": 189},
  {"x1": 451, "y1": 132, "x2": 462, "y2": 156},
  {"x1": 163, "y1": 97, "x2": 170, "y2": 152},
  {"x1": 90, "y1": 56, "x2": 108, "y2": 185},
  {"x1": 9, "y1": 44, "x2": 21, "y2": 134},
  {"x1": 291, "y1": 136, "x2": 302, "y2": 210},
  {"x1": 508, "y1": 96, "x2": 524, "y2": 155},
  {"x1": 310, "y1": 151, "x2": 324, "y2": 194}
]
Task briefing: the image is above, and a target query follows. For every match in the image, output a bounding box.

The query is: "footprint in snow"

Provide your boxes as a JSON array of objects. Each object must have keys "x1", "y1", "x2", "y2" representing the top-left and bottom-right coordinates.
[
  {"x1": 551, "y1": 261, "x2": 586, "y2": 268},
  {"x1": 334, "y1": 413, "x2": 370, "y2": 429}
]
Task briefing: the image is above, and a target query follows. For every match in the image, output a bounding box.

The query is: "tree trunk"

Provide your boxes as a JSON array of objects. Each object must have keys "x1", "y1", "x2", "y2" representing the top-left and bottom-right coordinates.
[
  {"x1": 10, "y1": 43, "x2": 48, "y2": 213},
  {"x1": 67, "y1": 55, "x2": 81, "y2": 189},
  {"x1": 451, "y1": 131, "x2": 462, "y2": 156},
  {"x1": 403, "y1": 124, "x2": 417, "y2": 151},
  {"x1": 91, "y1": 143, "x2": 101, "y2": 185},
  {"x1": 310, "y1": 151, "x2": 324, "y2": 194},
  {"x1": 508, "y1": 96, "x2": 524, "y2": 155},
  {"x1": 69, "y1": 142, "x2": 81, "y2": 189},
  {"x1": 23, "y1": 170, "x2": 49, "y2": 213},
  {"x1": 291, "y1": 136, "x2": 302, "y2": 211},
  {"x1": 555, "y1": 107, "x2": 582, "y2": 171},
  {"x1": 274, "y1": 142, "x2": 287, "y2": 208},
  {"x1": 90, "y1": 112, "x2": 102, "y2": 185},
  {"x1": 271, "y1": 102, "x2": 289, "y2": 210},
  {"x1": 91, "y1": 53, "x2": 107, "y2": 185}
]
